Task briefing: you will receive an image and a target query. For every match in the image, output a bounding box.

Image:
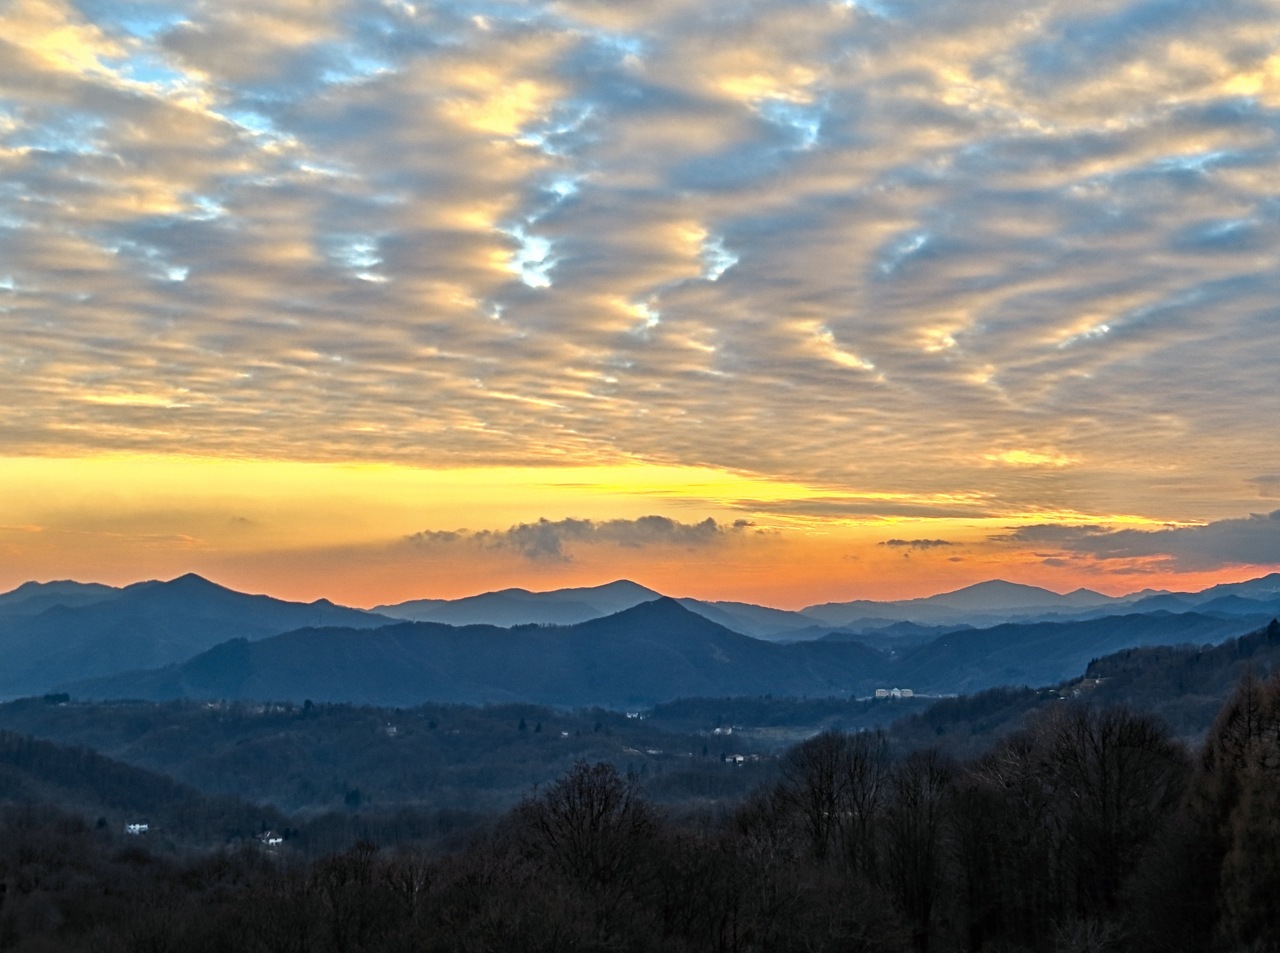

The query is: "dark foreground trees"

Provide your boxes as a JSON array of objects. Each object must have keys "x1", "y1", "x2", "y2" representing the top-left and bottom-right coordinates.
[{"x1": 6, "y1": 677, "x2": 1280, "y2": 952}]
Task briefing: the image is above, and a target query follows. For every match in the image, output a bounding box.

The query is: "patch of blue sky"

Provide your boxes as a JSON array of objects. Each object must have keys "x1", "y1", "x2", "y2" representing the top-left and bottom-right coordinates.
[
  {"x1": 879, "y1": 231, "x2": 930, "y2": 274},
  {"x1": 215, "y1": 108, "x2": 299, "y2": 151},
  {"x1": 1111, "y1": 287, "x2": 1206, "y2": 334},
  {"x1": 1172, "y1": 217, "x2": 1262, "y2": 253},
  {"x1": 0, "y1": 276, "x2": 14, "y2": 291},
  {"x1": 329, "y1": 235, "x2": 387, "y2": 282},
  {"x1": 73, "y1": 1, "x2": 189, "y2": 39},
  {"x1": 504, "y1": 226, "x2": 555, "y2": 289},
  {"x1": 1058, "y1": 322, "x2": 1112, "y2": 349},
  {"x1": 105, "y1": 52, "x2": 188, "y2": 91},
  {"x1": 546, "y1": 176, "x2": 580, "y2": 200},
  {"x1": 517, "y1": 104, "x2": 593, "y2": 155},
  {"x1": 1153, "y1": 150, "x2": 1230, "y2": 175},
  {"x1": 517, "y1": 175, "x2": 583, "y2": 232},
  {"x1": 591, "y1": 30, "x2": 644, "y2": 63},
  {"x1": 10, "y1": 114, "x2": 104, "y2": 157},
  {"x1": 219, "y1": 109, "x2": 280, "y2": 138},
  {"x1": 700, "y1": 234, "x2": 738, "y2": 282},
  {"x1": 297, "y1": 160, "x2": 354, "y2": 179},
  {"x1": 837, "y1": 0, "x2": 896, "y2": 18},
  {"x1": 1202, "y1": 218, "x2": 1254, "y2": 239},
  {"x1": 431, "y1": 0, "x2": 539, "y2": 35},
  {"x1": 757, "y1": 99, "x2": 823, "y2": 151},
  {"x1": 523, "y1": 176, "x2": 581, "y2": 224},
  {"x1": 467, "y1": 0, "x2": 541, "y2": 22},
  {"x1": 321, "y1": 46, "x2": 395, "y2": 86},
  {"x1": 185, "y1": 195, "x2": 225, "y2": 221},
  {"x1": 1027, "y1": 0, "x2": 1202, "y2": 82},
  {"x1": 629, "y1": 300, "x2": 660, "y2": 334},
  {"x1": 106, "y1": 239, "x2": 188, "y2": 283}
]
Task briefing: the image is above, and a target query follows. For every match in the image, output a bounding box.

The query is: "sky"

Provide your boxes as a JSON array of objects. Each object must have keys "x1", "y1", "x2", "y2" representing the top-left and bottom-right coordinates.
[{"x1": 2, "y1": 0, "x2": 1279, "y2": 609}]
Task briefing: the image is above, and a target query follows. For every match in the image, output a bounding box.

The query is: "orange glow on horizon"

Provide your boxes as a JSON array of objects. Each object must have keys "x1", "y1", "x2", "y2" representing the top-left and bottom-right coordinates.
[{"x1": 0, "y1": 454, "x2": 1275, "y2": 611}]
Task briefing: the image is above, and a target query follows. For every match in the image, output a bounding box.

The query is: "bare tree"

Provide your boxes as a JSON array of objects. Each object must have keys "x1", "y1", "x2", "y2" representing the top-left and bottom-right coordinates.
[
  {"x1": 776, "y1": 729, "x2": 891, "y2": 875},
  {"x1": 883, "y1": 748, "x2": 954, "y2": 953},
  {"x1": 515, "y1": 760, "x2": 657, "y2": 892}
]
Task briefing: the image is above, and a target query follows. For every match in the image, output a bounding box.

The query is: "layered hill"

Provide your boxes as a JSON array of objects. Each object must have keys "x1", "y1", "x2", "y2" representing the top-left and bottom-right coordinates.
[
  {"x1": 0, "y1": 580, "x2": 119, "y2": 619},
  {"x1": 374, "y1": 579, "x2": 661, "y2": 627},
  {"x1": 374, "y1": 579, "x2": 820, "y2": 639},
  {"x1": 886, "y1": 610, "x2": 1259, "y2": 695},
  {"x1": 65, "y1": 599, "x2": 889, "y2": 708},
  {"x1": 0, "y1": 573, "x2": 395, "y2": 698},
  {"x1": 804, "y1": 579, "x2": 1120, "y2": 628},
  {"x1": 889, "y1": 617, "x2": 1280, "y2": 757},
  {"x1": 60, "y1": 597, "x2": 1263, "y2": 709}
]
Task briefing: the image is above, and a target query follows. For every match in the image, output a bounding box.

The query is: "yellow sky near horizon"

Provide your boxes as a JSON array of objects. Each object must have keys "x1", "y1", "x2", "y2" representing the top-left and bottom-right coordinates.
[{"x1": 0, "y1": 453, "x2": 1267, "y2": 609}]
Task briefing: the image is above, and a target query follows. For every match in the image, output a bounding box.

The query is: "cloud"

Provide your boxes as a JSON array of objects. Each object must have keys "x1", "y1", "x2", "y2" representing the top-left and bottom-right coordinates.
[
  {"x1": 1250, "y1": 475, "x2": 1280, "y2": 499},
  {"x1": 407, "y1": 515, "x2": 753, "y2": 562},
  {"x1": 996, "y1": 510, "x2": 1280, "y2": 572},
  {"x1": 1, "y1": 0, "x2": 1279, "y2": 534},
  {"x1": 879, "y1": 538, "x2": 956, "y2": 549}
]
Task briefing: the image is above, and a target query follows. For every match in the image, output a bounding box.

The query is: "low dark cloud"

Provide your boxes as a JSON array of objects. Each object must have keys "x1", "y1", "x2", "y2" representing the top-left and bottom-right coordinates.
[
  {"x1": 996, "y1": 510, "x2": 1280, "y2": 571},
  {"x1": 879, "y1": 538, "x2": 955, "y2": 549},
  {"x1": 1250, "y1": 475, "x2": 1280, "y2": 499},
  {"x1": 408, "y1": 530, "x2": 467, "y2": 546},
  {"x1": 408, "y1": 515, "x2": 752, "y2": 562},
  {"x1": 989, "y1": 525, "x2": 1107, "y2": 545}
]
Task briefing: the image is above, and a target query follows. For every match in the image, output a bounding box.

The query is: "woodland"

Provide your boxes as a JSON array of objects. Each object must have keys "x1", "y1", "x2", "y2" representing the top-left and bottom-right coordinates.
[{"x1": 3, "y1": 671, "x2": 1280, "y2": 952}]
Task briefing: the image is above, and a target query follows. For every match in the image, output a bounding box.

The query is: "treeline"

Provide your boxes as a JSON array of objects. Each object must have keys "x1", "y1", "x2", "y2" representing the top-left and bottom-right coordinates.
[
  {"x1": 0, "y1": 699, "x2": 775, "y2": 815},
  {"x1": 5, "y1": 675, "x2": 1280, "y2": 951}
]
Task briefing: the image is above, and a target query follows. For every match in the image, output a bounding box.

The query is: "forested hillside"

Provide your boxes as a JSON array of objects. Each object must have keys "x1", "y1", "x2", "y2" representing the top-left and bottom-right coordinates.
[{"x1": 5, "y1": 676, "x2": 1280, "y2": 951}]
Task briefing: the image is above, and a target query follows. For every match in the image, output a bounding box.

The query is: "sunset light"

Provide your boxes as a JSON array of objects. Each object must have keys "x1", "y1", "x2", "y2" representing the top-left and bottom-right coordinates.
[{"x1": 2, "y1": 0, "x2": 1279, "y2": 607}]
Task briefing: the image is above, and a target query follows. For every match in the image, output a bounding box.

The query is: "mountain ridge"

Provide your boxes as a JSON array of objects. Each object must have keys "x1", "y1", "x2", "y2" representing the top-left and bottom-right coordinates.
[
  {"x1": 59, "y1": 598, "x2": 1266, "y2": 709},
  {"x1": 0, "y1": 574, "x2": 398, "y2": 699}
]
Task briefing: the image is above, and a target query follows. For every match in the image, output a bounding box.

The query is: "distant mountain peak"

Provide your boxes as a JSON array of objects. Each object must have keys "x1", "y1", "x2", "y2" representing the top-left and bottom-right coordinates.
[
  {"x1": 923, "y1": 579, "x2": 1067, "y2": 609},
  {"x1": 596, "y1": 579, "x2": 660, "y2": 594},
  {"x1": 606, "y1": 596, "x2": 705, "y2": 624},
  {"x1": 374, "y1": 578, "x2": 664, "y2": 627},
  {"x1": 170, "y1": 571, "x2": 214, "y2": 584},
  {"x1": 161, "y1": 573, "x2": 233, "y2": 593},
  {"x1": 1066, "y1": 587, "x2": 1107, "y2": 599}
]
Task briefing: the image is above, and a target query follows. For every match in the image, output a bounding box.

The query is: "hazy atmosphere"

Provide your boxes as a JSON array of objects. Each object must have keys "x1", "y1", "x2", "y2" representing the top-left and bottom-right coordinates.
[{"x1": 3, "y1": 0, "x2": 1280, "y2": 605}]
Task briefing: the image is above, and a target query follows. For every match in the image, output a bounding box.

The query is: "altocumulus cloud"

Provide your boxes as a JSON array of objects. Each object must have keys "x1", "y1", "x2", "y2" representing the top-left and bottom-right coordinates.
[
  {"x1": 2, "y1": 0, "x2": 1280, "y2": 526},
  {"x1": 408, "y1": 516, "x2": 754, "y2": 562},
  {"x1": 996, "y1": 511, "x2": 1280, "y2": 572}
]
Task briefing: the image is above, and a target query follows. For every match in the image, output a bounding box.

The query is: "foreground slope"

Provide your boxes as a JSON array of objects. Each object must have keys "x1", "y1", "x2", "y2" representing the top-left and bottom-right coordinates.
[{"x1": 0, "y1": 729, "x2": 286, "y2": 844}]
